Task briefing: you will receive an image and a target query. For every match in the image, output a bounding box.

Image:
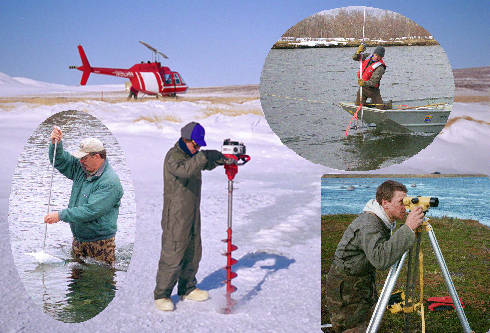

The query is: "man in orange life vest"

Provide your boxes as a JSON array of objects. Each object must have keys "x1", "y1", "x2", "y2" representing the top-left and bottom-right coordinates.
[{"x1": 353, "y1": 44, "x2": 391, "y2": 110}]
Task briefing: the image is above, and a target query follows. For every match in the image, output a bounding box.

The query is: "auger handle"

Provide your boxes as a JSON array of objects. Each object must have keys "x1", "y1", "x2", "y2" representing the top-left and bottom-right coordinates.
[
  {"x1": 224, "y1": 154, "x2": 250, "y2": 166},
  {"x1": 237, "y1": 154, "x2": 250, "y2": 166}
]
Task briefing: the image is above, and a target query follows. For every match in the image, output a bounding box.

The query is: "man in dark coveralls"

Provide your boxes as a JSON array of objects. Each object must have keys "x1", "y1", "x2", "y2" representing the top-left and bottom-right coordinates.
[
  {"x1": 154, "y1": 121, "x2": 227, "y2": 311},
  {"x1": 325, "y1": 180, "x2": 425, "y2": 332}
]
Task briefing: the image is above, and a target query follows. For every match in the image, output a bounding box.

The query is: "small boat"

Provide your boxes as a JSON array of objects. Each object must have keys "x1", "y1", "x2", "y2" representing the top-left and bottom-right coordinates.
[
  {"x1": 346, "y1": 185, "x2": 355, "y2": 191},
  {"x1": 339, "y1": 97, "x2": 452, "y2": 134}
]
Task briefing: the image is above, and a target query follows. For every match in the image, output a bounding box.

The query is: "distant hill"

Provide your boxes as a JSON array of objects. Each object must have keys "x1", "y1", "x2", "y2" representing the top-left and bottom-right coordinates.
[
  {"x1": 453, "y1": 66, "x2": 490, "y2": 92},
  {"x1": 0, "y1": 72, "x2": 123, "y2": 98},
  {"x1": 0, "y1": 72, "x2": 30, "y2": 86},
  {"x1": 281, "y1": 6, "x2": 433, "y2": 41}
]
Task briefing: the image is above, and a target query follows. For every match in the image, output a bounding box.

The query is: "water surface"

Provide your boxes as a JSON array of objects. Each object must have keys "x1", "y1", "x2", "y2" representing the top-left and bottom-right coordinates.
[
  {"x1": 260, "y1": 46, "x2": 454, "y2": 170},
  {"x1": 321, "y1": 176, "x2": 490, "y2": 226}
]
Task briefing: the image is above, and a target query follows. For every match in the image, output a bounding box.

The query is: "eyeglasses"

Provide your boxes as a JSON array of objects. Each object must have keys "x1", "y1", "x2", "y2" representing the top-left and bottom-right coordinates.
[{"x1": 192, "y1": 141, "x2": 201, "y2": 149}]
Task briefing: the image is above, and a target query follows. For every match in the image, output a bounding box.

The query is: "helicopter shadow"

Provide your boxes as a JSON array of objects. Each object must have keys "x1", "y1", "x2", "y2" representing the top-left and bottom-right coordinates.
[{"x1": 197, "y1": 251, "x2": 295, "y2": 305}]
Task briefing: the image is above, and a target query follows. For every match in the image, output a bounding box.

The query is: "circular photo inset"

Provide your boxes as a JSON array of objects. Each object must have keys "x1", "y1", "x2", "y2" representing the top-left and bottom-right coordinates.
[{"x1": 260, "y1": 6, "x2": 454, "y2": 171}]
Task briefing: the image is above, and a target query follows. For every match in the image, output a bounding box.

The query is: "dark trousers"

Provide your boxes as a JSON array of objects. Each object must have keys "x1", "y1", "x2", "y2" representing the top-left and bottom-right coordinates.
[
  {"x1": 355, "y1": 87, "x2": 387, "y2": 109},
  {"x1": 154, "y1": 232, "x2": 202, "y2": 299},
  {"x1": 325, "y1": 264, "x2": 377, "y2": 333}
]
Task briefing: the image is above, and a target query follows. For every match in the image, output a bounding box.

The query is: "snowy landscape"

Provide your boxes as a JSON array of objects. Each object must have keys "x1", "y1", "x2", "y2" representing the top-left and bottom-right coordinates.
[{"x1": 0, "y1": 68, "x2": 489, "y2": 331}]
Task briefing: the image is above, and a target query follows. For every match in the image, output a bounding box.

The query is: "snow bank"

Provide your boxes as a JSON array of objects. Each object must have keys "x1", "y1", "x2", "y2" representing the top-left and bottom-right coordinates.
[
  {"x1": 0, "y1": 72, "x2": 489, "y2": 331},
  {"x1": 0, "y1": 72, "x2": 124, "y2": 97},
  {"x1": 0, "y1": 77, "x2": 325, "y2": 331}
]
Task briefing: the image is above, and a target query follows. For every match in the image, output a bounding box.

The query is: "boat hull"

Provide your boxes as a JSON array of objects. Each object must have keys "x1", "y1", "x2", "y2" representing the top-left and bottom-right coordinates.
[{"x1": 339, "y1": 97, "x2": 452, "y2": 134}]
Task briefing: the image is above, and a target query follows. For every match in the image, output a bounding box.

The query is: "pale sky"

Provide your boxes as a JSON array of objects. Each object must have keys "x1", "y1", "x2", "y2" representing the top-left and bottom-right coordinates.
[{"x1": 1, "y1": 0, "x2": 488, "y2": 87}]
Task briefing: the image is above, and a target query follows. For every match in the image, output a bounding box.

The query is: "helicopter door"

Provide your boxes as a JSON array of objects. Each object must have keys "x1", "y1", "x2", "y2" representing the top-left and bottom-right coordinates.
[
  {"x1": 172, "y1": 74, "x2": 181, "y2": 94},
  {"x1": 139, "y1": 72, "x2": 159, "y2": 93},
  {"x1": 173, "y1": 73, "x2": 181, "y2": 85},
  {"x1": 163, "y1": 73, "x2": 176, "y2": 95}
]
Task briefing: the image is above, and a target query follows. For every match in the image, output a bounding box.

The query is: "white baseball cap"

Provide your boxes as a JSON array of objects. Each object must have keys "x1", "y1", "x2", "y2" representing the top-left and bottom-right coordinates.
[{"x1": 71, "y1": 138, "x2": 105, "y2": 158}]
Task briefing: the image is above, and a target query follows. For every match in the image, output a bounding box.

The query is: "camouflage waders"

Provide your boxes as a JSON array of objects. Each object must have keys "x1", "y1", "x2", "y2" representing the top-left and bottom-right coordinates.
[
  {"x1": 356, "y1": 87, "x2": 387, "y2": 110},
  {"x1": 72, "y1": 236, "x2": 116, "y2": 266},
  {"x1": 325, "y1": 263, "x2": 377, "y2": 333}
]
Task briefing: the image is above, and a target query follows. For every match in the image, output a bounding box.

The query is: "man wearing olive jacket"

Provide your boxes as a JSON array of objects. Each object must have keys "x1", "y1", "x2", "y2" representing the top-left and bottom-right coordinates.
[
  {"x1": 44, "y1": 127, "x2": 124, "y2": 267},
  {"x1": 353, "y1": 44, "x2": 391, "y2": 110},
  {"x1": 154, "y1": 121, "x2": 227, "y2": 312},
  {"x1": 325, "y1": 180, "x2": 425, "y2": 333}
]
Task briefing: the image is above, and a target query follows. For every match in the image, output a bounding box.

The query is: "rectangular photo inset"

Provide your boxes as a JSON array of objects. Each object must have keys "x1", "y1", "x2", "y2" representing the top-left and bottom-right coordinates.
[{"x1": 321, "y1": 174, "x2": 490, "y2": 333}]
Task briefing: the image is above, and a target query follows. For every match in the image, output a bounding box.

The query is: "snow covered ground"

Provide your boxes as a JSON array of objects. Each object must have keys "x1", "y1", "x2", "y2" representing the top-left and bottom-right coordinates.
[
  {"x1": 0, "y1": 76, "x2": 325, "y2": 332},
  {"x1": 0, "y1": 74, "x2": 489, "y2": 331}
]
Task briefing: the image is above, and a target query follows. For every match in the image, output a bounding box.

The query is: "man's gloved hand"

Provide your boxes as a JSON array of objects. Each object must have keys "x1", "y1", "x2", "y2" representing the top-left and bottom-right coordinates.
[
  {"x1": 356, "y1": 43, "x2": 366, "y2": 54},
  {"x1": 357, "y1": 78, "x2": 366, "y2": 87},
  {"x1": 202, "y1": 150, "x2": 226, "y2": 164}
]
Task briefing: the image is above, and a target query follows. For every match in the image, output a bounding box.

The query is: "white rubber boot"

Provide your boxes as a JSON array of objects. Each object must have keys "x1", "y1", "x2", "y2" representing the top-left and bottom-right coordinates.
[
  {"x1": 155, "y1": 298, "x2": 174, "y2": 311},
  {"x1": 181, "y1": 288, "x2": 209, "y2": 302}
]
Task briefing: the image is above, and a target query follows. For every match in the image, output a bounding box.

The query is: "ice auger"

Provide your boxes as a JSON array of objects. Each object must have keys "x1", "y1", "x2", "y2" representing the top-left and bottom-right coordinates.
[{"x1": 221, "y1": 139, "x2": 250, "y2": 314}]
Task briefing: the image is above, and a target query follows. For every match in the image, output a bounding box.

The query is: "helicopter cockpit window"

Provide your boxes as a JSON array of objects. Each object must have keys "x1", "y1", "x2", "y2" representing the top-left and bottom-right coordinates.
[
  {"x1": 164, "y1": 74, "x2": 172, "y2": 85},
  {"x1": 173, "y1": 74, "x2": 181, "y2": 85}
]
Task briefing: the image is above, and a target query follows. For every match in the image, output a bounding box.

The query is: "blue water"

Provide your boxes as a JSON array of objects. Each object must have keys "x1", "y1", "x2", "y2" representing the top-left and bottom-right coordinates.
[{"x1": 321, "y1": 177, "x2": 490, "y2": 226}]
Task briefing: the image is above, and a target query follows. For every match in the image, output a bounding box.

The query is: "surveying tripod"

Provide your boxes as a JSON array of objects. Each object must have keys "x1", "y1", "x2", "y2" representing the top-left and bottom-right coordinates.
[{"x1": 367, "y1": 215, "x2": 473, "y2": 333}]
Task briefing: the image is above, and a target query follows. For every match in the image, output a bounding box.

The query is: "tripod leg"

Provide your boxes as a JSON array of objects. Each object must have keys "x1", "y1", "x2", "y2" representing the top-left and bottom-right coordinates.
[
  {"x1": 426, "y1": 226, "x2": 472, "y2": 333},
  {"x1": 411, "y1": 233, "x2": 422, "y2": 307},
  {"x1": 367, "y1": 251, "x2": 408, "y2": 333},
  {"x1": 404, "y1": 247, "x2": 414, "y2": 333},
  {"x1": 404, "y1": 232, "x2": 422, "y2": 332},
  {"x1": 419, "y1": 248, "x2": 425, "y2": 333}
]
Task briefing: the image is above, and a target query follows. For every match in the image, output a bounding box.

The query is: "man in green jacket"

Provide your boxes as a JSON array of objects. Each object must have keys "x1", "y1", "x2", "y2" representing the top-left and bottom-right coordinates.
[
  {"x1": 44, "y1": 127, "x2": 124, "y2": 267},
  {"x1": 325, "y1": 180, "x2": 424, "y2": 332},
  {"x1": 154, "y1": 122, "x2": 227, "y2": 312}
]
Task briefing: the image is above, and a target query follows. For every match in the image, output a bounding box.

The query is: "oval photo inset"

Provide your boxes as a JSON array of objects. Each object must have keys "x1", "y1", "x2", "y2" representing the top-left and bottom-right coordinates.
[
  {"x1": 260, "y1": 6, "x2": 454, "y2": 171},
  {"x1": 8, "y1": 110, "x2": 136, "y2": 323}
]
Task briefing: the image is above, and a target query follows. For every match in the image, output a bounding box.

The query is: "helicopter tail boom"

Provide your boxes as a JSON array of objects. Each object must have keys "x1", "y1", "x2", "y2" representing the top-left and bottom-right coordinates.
[{"x1": 71, "y1": 45, "x2": 136, "y2": 85}]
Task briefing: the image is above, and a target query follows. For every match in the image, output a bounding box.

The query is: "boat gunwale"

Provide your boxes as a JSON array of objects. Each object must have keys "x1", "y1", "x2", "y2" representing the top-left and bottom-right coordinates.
[{"x1": 339, "y1": 102, "x2": 452, "y2": 113}]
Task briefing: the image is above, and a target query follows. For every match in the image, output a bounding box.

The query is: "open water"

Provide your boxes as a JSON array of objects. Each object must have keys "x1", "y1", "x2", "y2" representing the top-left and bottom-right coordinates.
[
  {"x1": 8, "y1": 110, "x2": 136, "y2": 322},
  {"x1": 260, "y1": 46, "x2": 454, "y2": 171},
  {"x1": 321, "y1": 176, "x2": 490, "y2": 226}
]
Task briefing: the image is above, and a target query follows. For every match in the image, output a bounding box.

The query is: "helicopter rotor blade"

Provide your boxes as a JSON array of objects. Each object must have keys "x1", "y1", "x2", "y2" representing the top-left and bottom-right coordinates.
[
  {"x1": 158, "y1": 51, "x2": 169, "y2": 59},
  {"x1": 139, "y1": 41, "x2": 157, "y2": 53},
  {"x1": 139, "y1": 41, "x2": 169, "y2": 59}
]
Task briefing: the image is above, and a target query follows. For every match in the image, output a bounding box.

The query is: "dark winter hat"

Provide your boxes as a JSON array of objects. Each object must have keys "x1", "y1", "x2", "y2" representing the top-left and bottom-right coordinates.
[
  {"x1": 373, "y1": 45, "x2": 385, "y2": 58},
  {"x1": 181, "y1": 121, "x2": 207, "y2": 147}
]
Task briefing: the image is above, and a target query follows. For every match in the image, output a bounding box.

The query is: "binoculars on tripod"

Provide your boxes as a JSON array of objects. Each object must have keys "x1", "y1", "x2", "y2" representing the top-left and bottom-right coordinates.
[{"x1": 403, "y1": 196, "x2": 439, "y2": 212}]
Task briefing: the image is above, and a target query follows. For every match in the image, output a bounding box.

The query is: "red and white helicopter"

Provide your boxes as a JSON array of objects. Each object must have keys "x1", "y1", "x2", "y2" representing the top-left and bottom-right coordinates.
[{"x1": 70, "y1": 41, "x2": 188, "y2": 99}]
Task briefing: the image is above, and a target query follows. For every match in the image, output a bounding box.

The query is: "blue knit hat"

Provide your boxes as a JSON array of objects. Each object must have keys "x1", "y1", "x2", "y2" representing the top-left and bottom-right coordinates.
[{"x1": 181, "y1": 122, "x2": 207, "y2": 147}]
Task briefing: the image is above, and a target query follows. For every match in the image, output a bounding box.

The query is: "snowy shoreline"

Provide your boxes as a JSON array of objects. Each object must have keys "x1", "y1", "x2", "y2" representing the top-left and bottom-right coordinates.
[
  {"x1": 0, "y1": 80, "x2": 325, "y2": 331},
  {"x1": 273, "y1": 38, "x2": 439, "y2": 49},
  {"x1": 0, "y1": 73, "x2": 489, "y2": 331},
  {"x1": 322, "y1": 174, "x2": 488, "y2": 178}
]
